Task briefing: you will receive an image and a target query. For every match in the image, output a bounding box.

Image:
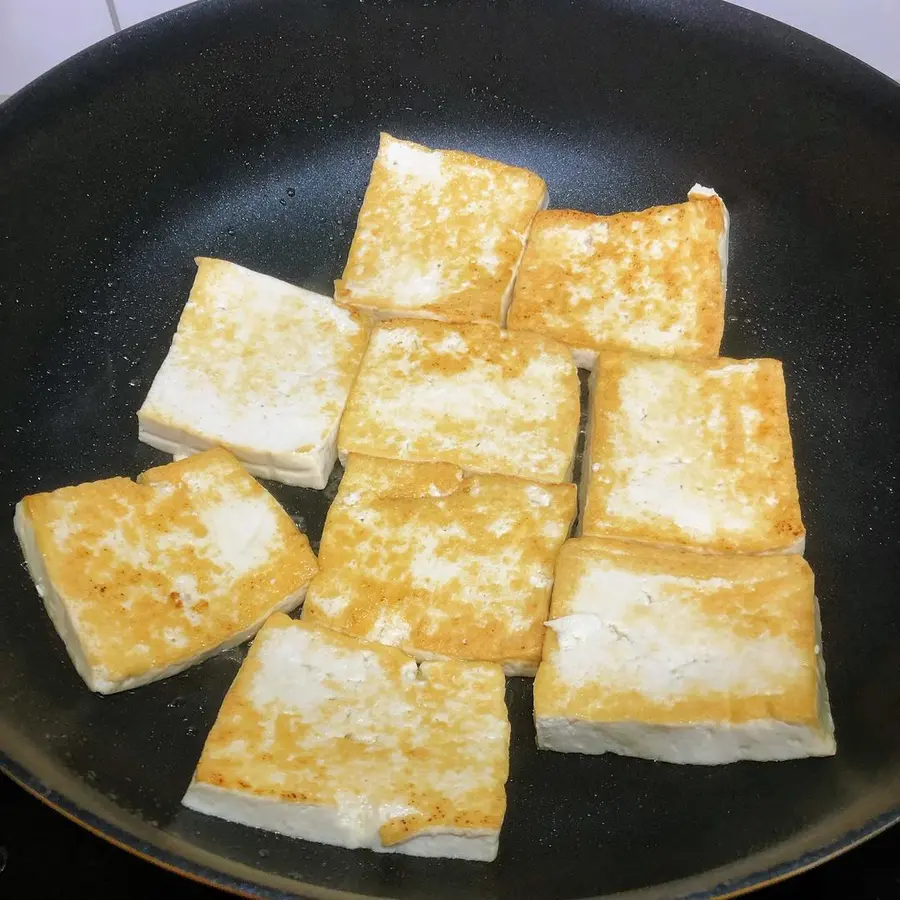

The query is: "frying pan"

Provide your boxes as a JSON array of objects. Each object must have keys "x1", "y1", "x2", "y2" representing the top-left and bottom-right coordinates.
[{"x1": 1, "y1": 1, "x2": 898, "y2": 897}]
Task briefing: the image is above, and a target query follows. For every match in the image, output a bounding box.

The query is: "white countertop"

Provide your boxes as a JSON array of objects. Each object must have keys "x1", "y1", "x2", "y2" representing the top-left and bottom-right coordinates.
[{"x1": 727, "y1": 0, "x2": 899, "y2": 82}]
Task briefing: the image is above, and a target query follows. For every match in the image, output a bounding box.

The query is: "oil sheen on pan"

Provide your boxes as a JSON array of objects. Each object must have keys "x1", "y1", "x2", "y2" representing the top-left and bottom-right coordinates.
[{"x1": 0, "y1": 1, "x2": 898, "y2": 898}]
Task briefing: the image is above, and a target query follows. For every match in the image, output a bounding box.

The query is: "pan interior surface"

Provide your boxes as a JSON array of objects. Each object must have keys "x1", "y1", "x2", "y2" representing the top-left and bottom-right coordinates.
[{"x1": 1, "y1": 1, "x2": 898, "y2": 898}]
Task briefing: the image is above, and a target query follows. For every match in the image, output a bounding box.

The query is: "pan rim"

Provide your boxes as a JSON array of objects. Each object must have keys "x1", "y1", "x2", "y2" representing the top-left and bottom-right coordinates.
[
  {"x1": 1, "y1": 0, "x2": 899, "y2": 121},
  {"x1": 3, "y1": 752, "x2": 898, "y2": 900},
  {"x1": 1, "y1": 0, "x2": 899, "y2": 897}
]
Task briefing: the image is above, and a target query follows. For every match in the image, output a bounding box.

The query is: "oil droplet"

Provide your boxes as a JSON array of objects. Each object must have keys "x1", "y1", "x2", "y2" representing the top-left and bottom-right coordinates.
[{"x1": 286, "y1": 188, "x2": 295, "y2": 198}]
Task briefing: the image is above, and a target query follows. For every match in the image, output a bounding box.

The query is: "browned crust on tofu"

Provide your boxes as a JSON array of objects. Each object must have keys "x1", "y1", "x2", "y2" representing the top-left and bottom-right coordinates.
[
  {"x1": 337, "y1": 318, "x2": 580, "y2": 484},
  {"x1": 303, "y1": 454, "x2": 576, "y2": 669},
  {"x1": 534, "y1": 538, "x2": 821, "y2": 726},
  {"x1": 580, "y1": 352, "x2": 805, "y2": 553},
  {"x1": 20, "y1": 450, "x2": 317, "y2": 686},
  {"x1": 335, "y1": 133, "x2": 547, "y2": 325},
  {"x1": 193, "y1": 615, "x2": 509, "y2": 842},
  {"x1": 508, "y1": 195, "x2": 725, "y2": 359}
]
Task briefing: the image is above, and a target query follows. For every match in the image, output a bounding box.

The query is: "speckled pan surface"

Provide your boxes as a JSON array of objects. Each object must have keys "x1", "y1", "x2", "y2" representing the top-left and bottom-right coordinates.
[{"x1": 0, "y1": 0, "x2": 898, "y2": 898}]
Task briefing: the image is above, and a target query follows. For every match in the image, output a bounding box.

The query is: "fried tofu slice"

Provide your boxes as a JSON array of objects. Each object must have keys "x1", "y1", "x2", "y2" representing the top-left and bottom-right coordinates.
[
  {"x1": 507, "y1": 186, "x2": 728, "y2": 367},
  {"x1": 334, "y1": 133, "x2": 548, "y2": 325},
  {"x1": 534, "y1": 538, "x2": 835, "y2": 763},
  {"x1": 580, "y1": 352, "x2": 805, "y2": 554},
  {"x1": 303, "y1": 454, "x2": 577, "y2": 675},
  {"x1": 337, "y1": 319, "x2": 580, "y2": 484},
  {"x1": 138, "y1": 257, "x2": 371, "y2": 489},
  {"x1": 183, "y1": 614, "x2": 510, "y2": 860},
  {"x1": 14, "y1": 449, "x2": 318, "y2": 693}
]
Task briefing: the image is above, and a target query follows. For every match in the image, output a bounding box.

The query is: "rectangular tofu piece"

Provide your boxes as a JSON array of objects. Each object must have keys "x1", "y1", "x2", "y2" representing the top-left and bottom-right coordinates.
[
  {"x1": 507, "y1": 186, "x2": 728, "y2": 368},
  {"x1": 183, "y1": 614, "x2": 510, "y2": 860},
  {"x1": 14, "y1": 449, "x2": 318, "y2": 694},
  {"x1": 304, "y1": 454, "x2": 577, "y2": 675},
  {"x1": 533, "y1": 538, "x2": 836, "y2": 763},
  {"x1": 580, "y1": 352, "x2": 805, "y2": 554},
  {"x1": 138, "y1": 257, "x2": 371, "y2": 489},
  {"x1": 337, "y1": 319, "x2": 580, "y2": 484},
  {"x1": 334, "y1": 133, "x2": 548, "y2": 325}
]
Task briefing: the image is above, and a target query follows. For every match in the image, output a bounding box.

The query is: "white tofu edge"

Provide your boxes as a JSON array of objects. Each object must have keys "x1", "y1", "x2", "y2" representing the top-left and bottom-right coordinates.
[
  {"x1": 13, "y1": 502, "x2": 310, "y2": 694},
  {"x1": 503, "y1": 660, "x2": 538, "y2": 678},
  {"x1": 181, "y1": 781, "x2": 500, "y2": 861},
  {"x1": 342, "y1": 305, "x2": 466, "y2": 324},
  {"x1": 137, "y1": 417, "x2": 337, "y2": 490},
  {"x1": 337, "y1": 450, "x2": 576, "y2": 489},
  {"x1": 688, "y1": 183, "x2": 729, "y2": 309},
  {"x1": 534, "y1": 714, "x2": 835, "y2": 764},
  {"x1": 402, "y1": 642, "x2": 537, "y2": 678},
  {"x1": 535, "y1": 594, "x2": 835, "y2": 765},
  {"x1": 500, "y1": 189, "x2": 550, "y2": 328},
  {"x1": 570, "y1": 346, "x2": 598, "y2": 371}
]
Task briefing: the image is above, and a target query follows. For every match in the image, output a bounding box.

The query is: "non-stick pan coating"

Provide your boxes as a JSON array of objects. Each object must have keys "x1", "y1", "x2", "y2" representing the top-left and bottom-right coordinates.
[{"x1": 1, "y1": 1, "x2": 898, "y2": 897}]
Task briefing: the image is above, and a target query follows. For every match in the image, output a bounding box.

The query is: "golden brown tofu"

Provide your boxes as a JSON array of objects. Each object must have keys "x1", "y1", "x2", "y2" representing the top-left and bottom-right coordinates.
[
  {"x1": 14, "y1": 449, "x2": 318, "y2": 693},
  {"x1": 508, "y1": 186, "x2": 727, "y2": 367},
  {"x1": 534, "y1": 538, "x2": 835, "y2": 763},
  {"x1": 580, "y1": 352, "x2": 805, "y2": 554},
  {"x1": 183, "y1": 614, "x2": 510, "y2": 860},
  {"x1": 304, "y1": 454, "x2": 577, "y2": 674},
  {"x1": 338, "y1": 318, "x2": 580, "y2": 484},
  {"x1": 335, "y1": 133, "x2": 548, "y2": 325},
  {"x1": 139, "y1": 257, "x2": 371, "y2": 488}
]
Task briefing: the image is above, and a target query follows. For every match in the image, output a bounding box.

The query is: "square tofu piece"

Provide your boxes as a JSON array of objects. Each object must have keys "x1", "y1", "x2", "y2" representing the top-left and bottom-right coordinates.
[
  {"x1": 334, "y1": 133, "x2": 548, "y2": 325},
  {"x1": 507, "y1": 186, "x2": 728, "y2": 367},
  {"x1": 304, "y1": 454, "x2": 577, "y2": 675},
  {"x1": 534, "y1": 538, "x2": 836, "y2": 763},
  {"x1": 338, "y1": 319, "x2": 580, "y2": 484},
  {"x1": 183, "y1": 614, "x2": 510, "y2": 860},
  {"x1": 580, "y1": 352, "x2": 805, "y2": 554},
  {"x1": 138, "y1": 257, "x2": 371, "y2": 489},
  {"x1": 14, "y1": 449, "x2": 318, "y2": 694}
]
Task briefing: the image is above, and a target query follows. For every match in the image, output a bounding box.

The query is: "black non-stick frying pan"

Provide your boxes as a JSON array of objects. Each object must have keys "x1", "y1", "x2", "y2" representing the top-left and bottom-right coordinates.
[{"x1": 1, "y1": 1, "x2": 898, "y2": 898}]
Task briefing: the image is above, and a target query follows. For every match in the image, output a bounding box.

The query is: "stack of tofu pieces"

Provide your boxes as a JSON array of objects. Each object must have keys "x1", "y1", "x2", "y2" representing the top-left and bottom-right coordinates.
[{"x1": 14, "y1": 133, "x2": 835, "y2": 864}]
